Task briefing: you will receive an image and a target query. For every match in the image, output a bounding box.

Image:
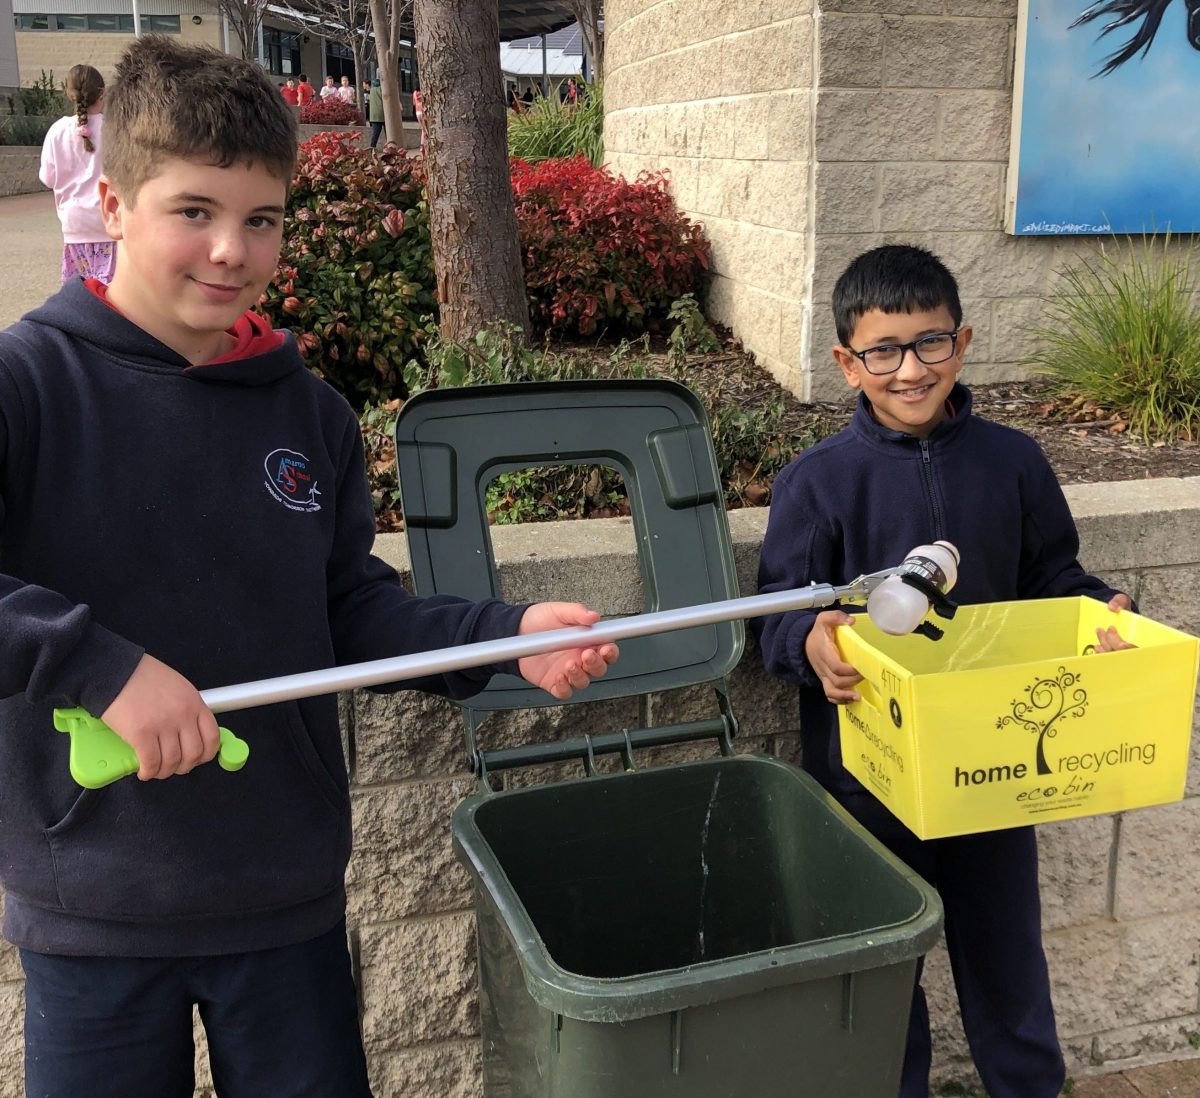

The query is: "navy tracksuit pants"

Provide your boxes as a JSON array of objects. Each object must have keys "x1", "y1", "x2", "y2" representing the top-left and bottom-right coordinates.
[
  {"x1": 20, "y1": 919, "x2": 373, "y2": 1098},
  {"x1": 831, "y1": 785, "x2": 1065, "y2": 1098}
]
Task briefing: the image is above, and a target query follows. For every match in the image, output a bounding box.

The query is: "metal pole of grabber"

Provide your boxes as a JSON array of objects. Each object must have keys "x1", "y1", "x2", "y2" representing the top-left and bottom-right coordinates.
[{"x1": 199, "y1": 571, "x2": 894, "y2": 715}]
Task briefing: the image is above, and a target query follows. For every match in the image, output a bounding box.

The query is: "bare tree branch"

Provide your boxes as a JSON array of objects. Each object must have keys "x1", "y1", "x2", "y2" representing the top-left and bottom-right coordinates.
[
  {"x1": 209, "y1": 0, "x2": 273, "y2": 62},
  {"x1": 567, "y1": 0, "x2": 604, "y2": 80},
  {"x1": 274, "y1": 0, "x2": 375, "y2": 92}
]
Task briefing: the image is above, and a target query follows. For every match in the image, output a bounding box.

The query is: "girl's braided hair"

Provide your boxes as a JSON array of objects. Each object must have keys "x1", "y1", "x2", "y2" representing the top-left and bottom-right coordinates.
[{"x1": 65, "y1": 64, "x2": 105, "y2": 153}]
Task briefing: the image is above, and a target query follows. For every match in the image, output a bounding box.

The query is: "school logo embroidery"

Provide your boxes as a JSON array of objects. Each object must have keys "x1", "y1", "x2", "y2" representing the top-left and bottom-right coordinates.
[{"x1": 264, "y1": 448, "x2": 322, "y2": 512}]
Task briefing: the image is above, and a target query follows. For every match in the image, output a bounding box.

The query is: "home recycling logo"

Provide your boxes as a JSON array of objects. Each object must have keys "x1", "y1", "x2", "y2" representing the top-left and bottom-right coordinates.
[
  {"x1": 996, "y1": 666, "x2": 1088, "y2": 776},
  {"x1": 954, "y1": 665, "x2": 1159, "y2": 801},
  {"x1": 264, "y1": 448, "x2": 322, "y2": 512}
]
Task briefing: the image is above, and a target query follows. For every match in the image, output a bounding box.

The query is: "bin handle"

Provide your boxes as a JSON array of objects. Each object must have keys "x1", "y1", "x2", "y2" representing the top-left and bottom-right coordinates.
[{"x1": 619, "y1": 730, "x2": 636, "y2": 772}]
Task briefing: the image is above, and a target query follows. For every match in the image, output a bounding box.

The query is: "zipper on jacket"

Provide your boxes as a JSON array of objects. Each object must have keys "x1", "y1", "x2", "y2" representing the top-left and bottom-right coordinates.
[{"x1": 919, "y1": 439, "x2": 945, "y2": 540}]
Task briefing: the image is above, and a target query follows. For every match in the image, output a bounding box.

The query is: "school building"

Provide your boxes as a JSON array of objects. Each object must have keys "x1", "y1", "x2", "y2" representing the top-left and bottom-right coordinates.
[
  {"x1": 4, "y1": 1, "x2": 580, "y2": 104},
  {"x1": 3, "y1": 0, "x2": 420, "y2": 98}
]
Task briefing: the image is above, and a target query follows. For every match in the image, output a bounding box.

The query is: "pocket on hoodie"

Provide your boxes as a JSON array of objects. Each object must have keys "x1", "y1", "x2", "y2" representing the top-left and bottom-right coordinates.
[{"x1": 44, "y1": 702, "x2": 351, "y2": 921}]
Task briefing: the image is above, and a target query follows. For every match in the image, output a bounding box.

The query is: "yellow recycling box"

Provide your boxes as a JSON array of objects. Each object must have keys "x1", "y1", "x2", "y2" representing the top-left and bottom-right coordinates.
[{"x1": 835, "y1": 598, "x2": 1199, "y2": 840}]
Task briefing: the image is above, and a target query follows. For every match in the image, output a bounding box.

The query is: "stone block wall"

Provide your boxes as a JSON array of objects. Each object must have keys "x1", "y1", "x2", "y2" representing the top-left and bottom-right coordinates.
[
  {"x1": 0, "y1": 147, "x2": 40, "y2": 197},
  {"x1": 605, "y1": 0, "x2": 817, "y2": 397},
  {"x1": 14, "y1": 17, "x2": 217, "y2": 86},
  {"x1": 605, "y1": 1, "x2": 1181, "y2": 401},
  {"x1": 807, "y1": 1, "x2": 1071, "y2": 399},
  {"x1": 1, "y1": 478, "x2": 1195, "y2": 1096}
]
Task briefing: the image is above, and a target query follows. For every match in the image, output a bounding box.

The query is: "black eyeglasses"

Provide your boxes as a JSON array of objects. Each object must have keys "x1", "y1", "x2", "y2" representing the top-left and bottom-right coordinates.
[{"x1": 845, "y1": 329, "x2": 961, "y2": 375}]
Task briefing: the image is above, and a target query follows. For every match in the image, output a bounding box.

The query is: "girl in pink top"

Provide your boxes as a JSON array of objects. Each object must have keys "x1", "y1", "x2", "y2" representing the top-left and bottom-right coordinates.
[
  {"x1": 336, "y1": 76, "x2": 357, "y2": 105},
  {"x1": 39, "y1": 64, "x2": 115, "y2": 283}
]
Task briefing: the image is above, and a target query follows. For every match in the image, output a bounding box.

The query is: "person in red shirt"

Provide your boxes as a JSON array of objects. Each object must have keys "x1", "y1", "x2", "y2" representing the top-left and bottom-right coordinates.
[
  {"x1": 280, "y1": 77, "x2": 298, "y2": 106},
  {"x1": 296, "y1": 74, "x2": 314, "y2": 108}
]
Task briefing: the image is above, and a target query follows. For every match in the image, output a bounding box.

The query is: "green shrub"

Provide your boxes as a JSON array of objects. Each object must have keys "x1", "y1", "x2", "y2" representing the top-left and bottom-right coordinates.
[
  {"x1": 359, "y1": 398, "x2": 405, "y2": 530},
  {"x1": 3, "y1": 72, "x2": 68, "y2": 146},
  {"x1": 507, "y1": 82, "x2": 604, "y2": 167},
  {"x1": 367, "y1": 308, "x2": 800, "y2": 526},
  {"x1": 260, "y1": 131, "x2": 437, "y2": 406},
  {"x1": 1026, "y1": 234, "x2": 1200, "y2": 442},
  {"x1": 666, "y1": 294, "x2": 721, "y2": 369},
  {"x1": 0, "y1": 113, "x2": 60, "y2": 146},
  {"x1": 19, "y1": 70, "x2": 67, "y2": 117},
  {"x1": 402, "y1": 322, "x2": 650, "y2": 394}
]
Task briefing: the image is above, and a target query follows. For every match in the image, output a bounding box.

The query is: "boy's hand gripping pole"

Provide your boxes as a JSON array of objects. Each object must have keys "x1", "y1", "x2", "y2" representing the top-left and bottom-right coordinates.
[
  {"x1": 53, "y1": 544, "x2": 958, "y2": 788},
  {"x1": 53, "y1": 710, "x2": 249, "y2": 790}
]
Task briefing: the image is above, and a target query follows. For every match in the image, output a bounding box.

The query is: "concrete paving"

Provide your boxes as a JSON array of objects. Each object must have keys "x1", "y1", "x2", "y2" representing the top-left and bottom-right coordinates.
[
  {"x1": 0, "y1": 190, "x2": 63, "y2": 326},
  {"x1": 1067, "y1": 1059, "x2": 1200, "y2": 1097},
  {"x1": 3, "y1": 189, "x2": 1200, "y2": 1098}
]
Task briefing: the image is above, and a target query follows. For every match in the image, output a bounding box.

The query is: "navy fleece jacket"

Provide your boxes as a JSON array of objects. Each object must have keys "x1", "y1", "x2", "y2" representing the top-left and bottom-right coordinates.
[
  {"x1": 0, "y1": 280, "x2": 524, "y2": 956},
  {"x1": 752, "y1": 383, "x2": 1120, "y2": 795}
]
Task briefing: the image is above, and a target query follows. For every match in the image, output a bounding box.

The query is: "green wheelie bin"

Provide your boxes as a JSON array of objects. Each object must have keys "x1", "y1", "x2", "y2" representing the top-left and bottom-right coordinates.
[{"x1": 395, "y1": 380, "x2": 943, "y2": 1096}]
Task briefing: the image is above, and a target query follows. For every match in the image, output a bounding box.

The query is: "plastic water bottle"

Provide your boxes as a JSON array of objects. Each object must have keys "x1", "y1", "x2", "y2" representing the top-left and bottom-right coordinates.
[{"x1": 867, "y1": 541, "x2": 960, "y2": 635}]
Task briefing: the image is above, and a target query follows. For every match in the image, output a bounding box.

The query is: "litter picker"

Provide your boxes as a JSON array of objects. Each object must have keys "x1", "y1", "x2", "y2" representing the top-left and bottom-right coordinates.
[{"x1": 54, "y1": 545, "x2": 959, "y2": 787}]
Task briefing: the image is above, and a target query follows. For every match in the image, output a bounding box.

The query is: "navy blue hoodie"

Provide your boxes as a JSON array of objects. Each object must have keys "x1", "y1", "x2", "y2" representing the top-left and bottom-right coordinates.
[
  {"x1": 0, "y1": 280, "x2": 523, "y2": 956},
  {"x1": 752, "y1": 384, "x2": 1120, "y2": 796}
]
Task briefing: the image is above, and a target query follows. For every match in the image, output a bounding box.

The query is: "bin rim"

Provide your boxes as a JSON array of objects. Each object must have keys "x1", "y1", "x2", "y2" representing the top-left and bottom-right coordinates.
[{"x1": 453, "y1": 754, "x2": 944, "y2": 1022}]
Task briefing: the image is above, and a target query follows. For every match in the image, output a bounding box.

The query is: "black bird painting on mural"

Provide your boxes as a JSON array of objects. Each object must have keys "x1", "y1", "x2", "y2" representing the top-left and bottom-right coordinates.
[{"x1": 1070, "y1": 1, "x2": 1200, "y2": 75}]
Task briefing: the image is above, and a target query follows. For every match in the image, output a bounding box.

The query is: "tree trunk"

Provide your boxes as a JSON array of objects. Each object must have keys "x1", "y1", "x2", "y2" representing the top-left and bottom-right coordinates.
[
  {"x1": 571, "y1": 1, "x2": 604, "y2": 81},
  {"x1": 233, "y1": 19, "x2": 256, "y2": 62},
  {"x1": 414, "y1": 0, "x2": 529, "y2": 341},
  {"x1": 353, "y1": 41, "x2": 366, "y2": 105},
  {"x1": 367, "y1": 0, "x2": 406, "y2": 147}
]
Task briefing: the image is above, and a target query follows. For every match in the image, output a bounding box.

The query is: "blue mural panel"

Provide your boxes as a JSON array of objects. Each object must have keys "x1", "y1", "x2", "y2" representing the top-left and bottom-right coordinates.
[{"x1": 1008, "y1": 0, "x2": 1200, "y2": 235}]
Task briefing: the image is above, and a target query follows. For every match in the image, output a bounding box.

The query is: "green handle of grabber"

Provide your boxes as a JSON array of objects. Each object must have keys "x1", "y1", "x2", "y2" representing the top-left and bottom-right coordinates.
[{"x1": 52, "y1": 708, "x2": 250, "y2": 789}]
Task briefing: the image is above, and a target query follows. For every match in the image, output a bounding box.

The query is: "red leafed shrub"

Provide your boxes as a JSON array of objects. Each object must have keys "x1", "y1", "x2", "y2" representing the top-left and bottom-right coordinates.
[
  {"x1": 510, "y1": 155, "x2": 710, "y2": 336},
  {"x1": 299, "y1": 97, "x2": 365, "y2": 127},
  {"x1": 259, "y1": 132, "x2": 435, "y2": 406}
]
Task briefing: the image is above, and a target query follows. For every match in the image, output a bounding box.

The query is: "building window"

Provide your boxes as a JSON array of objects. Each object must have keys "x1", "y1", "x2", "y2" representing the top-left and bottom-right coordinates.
[
  {"x1": 87, "y1": 14, "x2": 135, "y2": 32},
  {"x1": 399, "y1": 52, "x2": 419, "y2": 93},
  {"x1": 14, "y1": 13, "x2": 182, "y2": 33},
  {"x1": 325, "y1": 40, "x2": 355, "y2": 82},
  {"x1": 264, "y1": 26, "x2": 301, "y2": 75}
]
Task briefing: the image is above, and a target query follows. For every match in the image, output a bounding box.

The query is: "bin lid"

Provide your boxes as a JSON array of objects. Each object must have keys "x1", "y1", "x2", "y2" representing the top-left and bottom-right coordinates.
[{"x1": 395, "y1": 379, "x2": 744, "y2": 713}]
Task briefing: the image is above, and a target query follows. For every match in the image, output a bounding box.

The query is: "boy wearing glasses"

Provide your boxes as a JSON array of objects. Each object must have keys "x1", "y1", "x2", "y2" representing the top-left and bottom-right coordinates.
[{"x1": 752, "y1": 244, "x2": 1131, "y2": 1098}]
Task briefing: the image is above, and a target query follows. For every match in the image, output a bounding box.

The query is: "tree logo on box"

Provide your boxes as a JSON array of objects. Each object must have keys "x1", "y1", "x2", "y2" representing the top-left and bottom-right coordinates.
[{"x1": 996, "y1": 666, "x2": 1088, "y2": 776}]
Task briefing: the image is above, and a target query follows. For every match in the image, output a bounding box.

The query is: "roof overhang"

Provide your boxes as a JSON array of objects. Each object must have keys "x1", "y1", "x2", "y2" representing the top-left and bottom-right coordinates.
[
  {"x1": 497, "y1": 2, "x2": 576, "y2": 40},
  {"x1": 272, "y1": 2, "x2": 575, "y2": 47}
]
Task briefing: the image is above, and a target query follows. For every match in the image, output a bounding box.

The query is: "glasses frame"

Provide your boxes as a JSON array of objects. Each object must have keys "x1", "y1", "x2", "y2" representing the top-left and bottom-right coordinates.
[{"x1": 845, "y1": 328, "x2": 962, "y2": 376}]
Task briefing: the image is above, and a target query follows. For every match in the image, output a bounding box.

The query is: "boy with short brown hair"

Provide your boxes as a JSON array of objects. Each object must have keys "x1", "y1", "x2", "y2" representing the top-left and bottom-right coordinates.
[{"x1": 0, "y1": 35, "x2": 615, "y2": 1097}]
